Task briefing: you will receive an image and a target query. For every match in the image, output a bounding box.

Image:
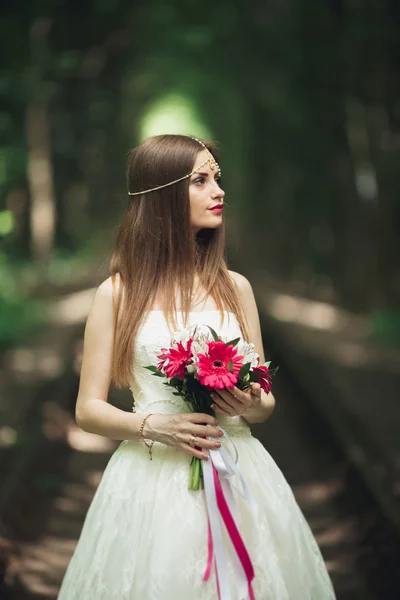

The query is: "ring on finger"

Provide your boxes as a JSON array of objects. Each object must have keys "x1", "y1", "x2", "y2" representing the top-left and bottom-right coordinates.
[{"x1": 189, "y1": 434, "x2": 197, "y2": 448}]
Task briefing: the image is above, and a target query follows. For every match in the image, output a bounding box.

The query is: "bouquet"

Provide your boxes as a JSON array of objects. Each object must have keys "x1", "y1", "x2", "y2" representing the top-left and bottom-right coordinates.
[{"x1": 144, "y1": 323, "x2": 278, "y2": 490}]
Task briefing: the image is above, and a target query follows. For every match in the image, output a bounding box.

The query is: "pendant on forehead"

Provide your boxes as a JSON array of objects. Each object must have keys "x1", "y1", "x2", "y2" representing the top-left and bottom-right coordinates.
[{"x1": 208, "y1": 157, "x2": 216, "y2": 170}]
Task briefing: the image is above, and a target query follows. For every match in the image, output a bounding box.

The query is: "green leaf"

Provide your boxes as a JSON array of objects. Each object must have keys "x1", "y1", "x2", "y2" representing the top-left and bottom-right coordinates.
[
  {"x1": 152, "y1": 370, "x2": 167, "y2": 378},
  {"x1": 206, "y1": 325, "x2": 219, "y2": 341},
  {"x1": 227, "y1": 358, "x2": 233, "y2": 372},
  {"x1": 226, "y1": 336, "x2": 240, "y2": 347},
  {"x1": 238, "y1": 362, "x2": 251, "y2": 378}
]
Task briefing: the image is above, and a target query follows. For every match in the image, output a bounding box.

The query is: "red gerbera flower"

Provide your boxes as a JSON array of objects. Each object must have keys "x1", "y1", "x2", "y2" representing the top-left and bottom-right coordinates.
[
  {"x1": 253, "y1": 365, "x2": 273, "y2": 394},
  {"x1": 158, "y1": 339, "x2": 194, "y2": 380},
  {"x1": 196, "y1": 341, "x2": 244, "y2": 390},
  {"x1": 156, "y1": 348, "x2": 170, "y2": 371}
]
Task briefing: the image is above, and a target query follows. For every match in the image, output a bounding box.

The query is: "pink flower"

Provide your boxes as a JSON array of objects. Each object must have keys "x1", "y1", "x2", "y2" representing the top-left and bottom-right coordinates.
[
  {"x1": 156, "y1": 348, "x2": 170, "y2": 371},
  {"x1": 196, "y1": 341, "x2": 244, "y2": 390},
  {"x1": 158, "y1": 339, "x2": 194, "y2": 380},
  {"x1": 253, "y1": 365, "x2": 273, "y2": 394}
]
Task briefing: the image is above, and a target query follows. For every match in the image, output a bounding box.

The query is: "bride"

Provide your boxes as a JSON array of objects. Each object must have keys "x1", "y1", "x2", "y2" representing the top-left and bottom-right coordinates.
[{"x1": 57, "y1": 134, "x2": 336, "y2": 599}]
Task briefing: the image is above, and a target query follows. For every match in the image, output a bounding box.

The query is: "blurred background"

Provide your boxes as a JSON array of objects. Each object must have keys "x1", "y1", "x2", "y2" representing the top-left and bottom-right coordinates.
[{"x1": 1, "y1": 1, "x2": 400, "y2": 599}]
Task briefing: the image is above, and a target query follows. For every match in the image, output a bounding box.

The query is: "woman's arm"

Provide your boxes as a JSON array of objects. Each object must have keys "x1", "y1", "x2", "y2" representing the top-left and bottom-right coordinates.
[
  {"x1": 228, "y1": 270, "x2": 276, "y2": 425},
  {"x1": 75, "y1": 279, "x2": 225, "y2": 462},
  {"x1": 75, "y1": 277, "x2": 145, "y2": 440}
]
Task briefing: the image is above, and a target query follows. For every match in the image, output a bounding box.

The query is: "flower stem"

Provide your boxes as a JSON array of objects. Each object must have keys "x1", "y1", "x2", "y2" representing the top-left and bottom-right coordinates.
[{"x1": 188, "y1": 456, "x2": 203, "y2": 490}]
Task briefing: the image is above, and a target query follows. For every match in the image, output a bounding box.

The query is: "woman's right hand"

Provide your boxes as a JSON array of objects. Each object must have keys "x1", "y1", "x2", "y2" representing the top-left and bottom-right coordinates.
[{"x1": 142, "y1": 413, "x2": 224, "y2": 460}]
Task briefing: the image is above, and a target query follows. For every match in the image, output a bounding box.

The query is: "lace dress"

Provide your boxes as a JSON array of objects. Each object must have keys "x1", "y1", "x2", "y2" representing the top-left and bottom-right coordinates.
[{"x1": 57, "y1": 309, "x2": 336, "y2": 599}]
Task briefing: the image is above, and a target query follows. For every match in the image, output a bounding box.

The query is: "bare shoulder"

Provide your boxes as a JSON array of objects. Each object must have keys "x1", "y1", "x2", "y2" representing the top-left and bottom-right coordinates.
[
  {"x1": 97, "y1": 273, "x2": 123, "y2": 297},
  {"x1": 227, "y1": 269, "x2": 255, "y2": 313},
  {"x1": 228, "y1": 269, "x2": 265, "y2": 363},
  {"x1": 97, "y1": 276, "x2": 114, "y2": 297},
  {"x1": 228, "y1": 269, "x2": 252, "y2": 295},
  {"x1": 92, "y1": 274, "x2": 124, "y2": 314},
  {"x1": 91, "y1": 276, "x2": 113, "y2": 308},
  {"x1": 85, "y1": 277, "x2": 118, "y2": 331}
]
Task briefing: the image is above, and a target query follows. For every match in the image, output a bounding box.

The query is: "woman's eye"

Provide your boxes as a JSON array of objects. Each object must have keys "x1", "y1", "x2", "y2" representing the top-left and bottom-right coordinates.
[{"x1": 192, "y1": 176, "x2": 222, "y2": 186}]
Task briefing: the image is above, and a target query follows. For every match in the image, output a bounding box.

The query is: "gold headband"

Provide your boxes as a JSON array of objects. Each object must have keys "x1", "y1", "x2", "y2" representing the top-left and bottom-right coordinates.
[{"x1": 127, "y1": 136, "x2": 221, "y2": 196}]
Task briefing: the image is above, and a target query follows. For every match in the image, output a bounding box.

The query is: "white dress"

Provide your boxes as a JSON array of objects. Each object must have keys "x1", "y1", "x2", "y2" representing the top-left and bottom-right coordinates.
[{"x1": 57, "y1": 309, "x2": 336, "y2": 600}]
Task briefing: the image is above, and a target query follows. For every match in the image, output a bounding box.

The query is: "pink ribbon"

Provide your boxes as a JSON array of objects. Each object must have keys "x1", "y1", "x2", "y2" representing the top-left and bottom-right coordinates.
[
  {"x1": 201, "y1": 426, "x2": 257, "y2": 600},
  {"x1": 203, "y1": 518, "x2": 214, "y2": 582}
]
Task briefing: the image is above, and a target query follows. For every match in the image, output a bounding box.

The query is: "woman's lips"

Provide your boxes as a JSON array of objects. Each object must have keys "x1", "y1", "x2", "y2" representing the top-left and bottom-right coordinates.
[{"x1": 209, "y1": 205, "x2": 224, "y2": 212}]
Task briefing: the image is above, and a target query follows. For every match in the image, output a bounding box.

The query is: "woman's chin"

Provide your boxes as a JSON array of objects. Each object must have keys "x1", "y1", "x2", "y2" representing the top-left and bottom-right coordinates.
[
  {"x1": 207, "y1": 213, "x2": 223, "y2": 226},
  {"x1": 193, "y1": 212, "x2": 224, "y2": 231}
]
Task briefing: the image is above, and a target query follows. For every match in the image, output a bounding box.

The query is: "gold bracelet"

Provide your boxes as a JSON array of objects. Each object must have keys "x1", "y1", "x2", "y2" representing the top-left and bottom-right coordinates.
[{"x1": 139, "y1": 413, "x2": 155, "y2": 460}]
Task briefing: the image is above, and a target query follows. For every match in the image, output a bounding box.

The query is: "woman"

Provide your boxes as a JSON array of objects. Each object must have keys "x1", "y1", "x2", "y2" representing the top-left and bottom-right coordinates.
[{"x1": 57, "y1": 134, "x2": 336, "y2": 599}]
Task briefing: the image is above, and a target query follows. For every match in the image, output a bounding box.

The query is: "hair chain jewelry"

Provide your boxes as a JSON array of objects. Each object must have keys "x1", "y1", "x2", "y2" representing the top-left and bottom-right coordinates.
[{"x1": 128, "y1": 135, "x2": 221, "y2": 196}]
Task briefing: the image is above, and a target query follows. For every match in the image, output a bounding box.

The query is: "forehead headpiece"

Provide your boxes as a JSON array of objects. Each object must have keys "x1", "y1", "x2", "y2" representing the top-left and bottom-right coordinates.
[{"x1": 127, "y1": 135, "x2": 221, "y2": 196}]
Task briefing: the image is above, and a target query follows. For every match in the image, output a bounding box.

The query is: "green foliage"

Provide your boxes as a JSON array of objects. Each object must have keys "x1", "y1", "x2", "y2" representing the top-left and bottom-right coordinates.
[
  {"x1": 143, "y1": 365, "x2": 165, "y2": 377},
  {"x1": 0, "y1": 0, "x2": 398, "y2": 347},
  {"x1": 0, "y1": 254, "x2": 49, "y2": 349},
  {"x1": 0, "y1": 210, "x2": 14, "y2": 236},
  {"x1": 238, "y1": 361, "x2": 251, "y2": 379},
  {"x1": 369, "y1": 310, "x2": 400, "y2": 349},
  {"x1": 0, "y1": 294, "x2": 48, "y2": 349}
]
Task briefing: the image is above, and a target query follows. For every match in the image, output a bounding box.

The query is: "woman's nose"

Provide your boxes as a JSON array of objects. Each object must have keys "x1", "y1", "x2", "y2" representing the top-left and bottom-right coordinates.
[{"x1": 212, "y1": 182, "x2": 225, "y2": 198}]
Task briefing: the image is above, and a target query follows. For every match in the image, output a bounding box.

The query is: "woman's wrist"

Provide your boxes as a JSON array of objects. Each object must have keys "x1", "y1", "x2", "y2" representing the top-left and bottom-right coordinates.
[
  {"x1": 241, "y1": 391, "x2": 275, "y2": 424},
  {"x1": 141, "y1": 413, "x2": 157, "y2": 441},
  {"x1": 138, "y1": 413, "x2": 156, "y2": 460}
]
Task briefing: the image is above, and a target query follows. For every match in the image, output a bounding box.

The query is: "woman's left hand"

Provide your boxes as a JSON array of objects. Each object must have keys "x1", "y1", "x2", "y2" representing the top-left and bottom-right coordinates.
[{"x1": 210, "y1": 382, "x2": 262, "y2": 417}]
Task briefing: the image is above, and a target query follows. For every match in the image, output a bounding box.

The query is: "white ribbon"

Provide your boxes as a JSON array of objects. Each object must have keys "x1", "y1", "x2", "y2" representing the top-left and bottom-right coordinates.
[{"x1": 202, "y1": 425, "x2": 258, "y2": 600}]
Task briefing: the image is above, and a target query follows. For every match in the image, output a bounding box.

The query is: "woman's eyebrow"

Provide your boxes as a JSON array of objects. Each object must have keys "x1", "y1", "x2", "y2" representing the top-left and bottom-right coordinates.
[{"x1": 191, "y1": 171, "x2": 220, "y2": 178}]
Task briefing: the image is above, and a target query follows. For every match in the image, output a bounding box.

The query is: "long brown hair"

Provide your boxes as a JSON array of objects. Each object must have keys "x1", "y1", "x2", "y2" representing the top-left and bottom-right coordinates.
[{"x1": 110, "y1": 134, "x2": 250, "y2": 388}]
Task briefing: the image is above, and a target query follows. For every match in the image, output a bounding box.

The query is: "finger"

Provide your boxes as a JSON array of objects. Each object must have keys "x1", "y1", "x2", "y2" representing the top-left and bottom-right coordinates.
[
  {"x1": 184, "y1": 434, "x2": 222, "y2": 450},
  {"x1": 251, "y1": 382, "x2": 261, "y2": 396},
  {"x1": 188, "y1": 413, "x2": 218, "y2": 426},
  {"x1": 217, "y1": 387, "x2": 249, "y2": 407},
  {"x1": 231, "y1": 386, "x2": 247, "y2": 403},
  {"x1": 212, "y1": 389, "x2": 236, "y2": 410},
  {"x1": 212, "y1": 395, "x2": 237, "y2": 416},
  {"x1": 189, "y1": 425, "x2": 224, "y2": 439},
  {"x1": 218, "y1": 389, "x2": 246, "y2": 412},
  {"x1": 212, "y1": 404, "x2": 231, "y2": 416},
  {"x1": 181, "y1": 443, "x2": 209, "y2": 460}
]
